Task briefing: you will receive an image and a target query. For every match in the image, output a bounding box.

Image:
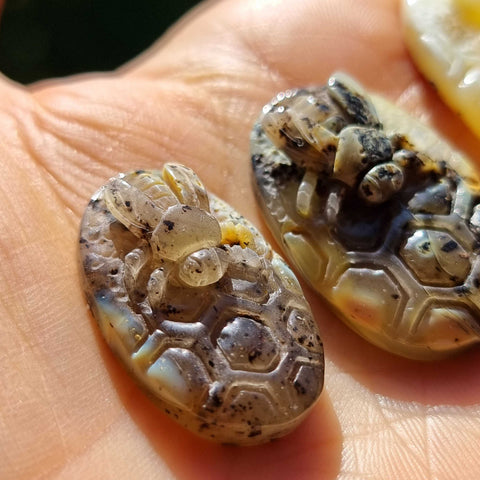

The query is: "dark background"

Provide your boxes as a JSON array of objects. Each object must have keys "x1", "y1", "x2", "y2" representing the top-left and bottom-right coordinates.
[{"x1": 0, "y1": 0, "x2": 200, "y2": 84}]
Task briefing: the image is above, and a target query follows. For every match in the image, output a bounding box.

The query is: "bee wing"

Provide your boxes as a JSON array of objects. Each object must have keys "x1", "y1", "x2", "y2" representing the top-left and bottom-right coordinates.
[
  {"x1": 328, "y1": 72, "x2": 381, "y2": 127},
  {"x1": 162, "y1": 163, "x2": 210, "y2": 211},
  {"x1": 104, "y1": 177, "x2": 162, "y2": 237}
]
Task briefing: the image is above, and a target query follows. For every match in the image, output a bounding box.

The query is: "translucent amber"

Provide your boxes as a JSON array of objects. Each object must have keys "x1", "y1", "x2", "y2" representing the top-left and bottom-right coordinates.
[{"x1": 251, "y1": 73, "x2": 480, "y2": 360}]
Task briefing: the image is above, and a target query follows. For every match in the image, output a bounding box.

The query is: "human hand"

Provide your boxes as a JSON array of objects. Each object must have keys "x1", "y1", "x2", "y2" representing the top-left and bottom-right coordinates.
[{"x1": 2, "y1": 0, "x2": 480, "y2": 479}]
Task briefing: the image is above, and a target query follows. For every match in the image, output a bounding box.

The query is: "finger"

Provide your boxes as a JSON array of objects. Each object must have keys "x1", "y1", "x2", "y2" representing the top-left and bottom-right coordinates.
[
  {"x1": 27, "y1": 0, "x2": 409, "y2": 220},
  {"x1": 1, "y1": 1, "x2": 478, "y2": 480},
  {"x1": 126, "y1": 0, "x2": 406, "y2": 89},
  {"x1": 124, "y1": 0, "x2": 480, "y2": 157},
  {"x1": 29, "y1": 0, "x2": 480, "y2": 223}
]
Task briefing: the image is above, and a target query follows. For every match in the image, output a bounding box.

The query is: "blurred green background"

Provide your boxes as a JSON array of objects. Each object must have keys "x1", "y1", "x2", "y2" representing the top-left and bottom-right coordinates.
[{"x1": 0, "y1": 0, "x2": 200, "y2": 84}]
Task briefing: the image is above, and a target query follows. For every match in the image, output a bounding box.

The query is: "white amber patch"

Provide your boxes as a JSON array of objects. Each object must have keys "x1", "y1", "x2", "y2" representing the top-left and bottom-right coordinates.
[{"x1": 146, "y1": 348, "x2": 210, "y2": 409}]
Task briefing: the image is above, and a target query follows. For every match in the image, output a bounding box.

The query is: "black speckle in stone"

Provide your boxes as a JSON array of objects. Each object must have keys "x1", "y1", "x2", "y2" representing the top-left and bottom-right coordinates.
[
  {"x1": 421, "y1": 242, "x2": 431, "y2": 252},
  {"x1": 331, "y1": 80, "x2": 380, "y2": 127},
  {"x1": 357, "y1": 130, "x2": 392, "y2": 164},
  {"x1": 252, "y1": 153, "x2": 264, "y2": 165},
  {"x1": 441, "y1": 240, "x2": 458, "y2": 253},
  {"x1": 162, "y1": 304, "x2": 179, "y2": 315},
  {"x1": 163, "y1": 220, "x2": 175, "y2": 231},
  {"x1": 270, "y1": 161, "x2": 304, "y2": 184},
  {"x1": 301, "y1": 116, "x2": 315, "y2": 129},
  {"x1": 248, "y1": 349, "x2": 262, "y2": 362},
  {"x1": 248, "y1": 429, "x2": 262, "y2": 438},
  {"x1": 294, "y1": 379, "x2": 307, "y2": 395},
  {"x1": 317, "y1": 102, "x2": 330, "y2": 113},
  {"x1": 361, "y1": 183, "x2": 373, "y2": 197},
  {"x1": 88, "y1": 198, "x2": 101, "y2": 209},
  {"x1": 454, "y1": 286, "x2": 470, "y2": 296},
  {"x1": 211, "y1": 392, "x2": 223, "y2": 408}
]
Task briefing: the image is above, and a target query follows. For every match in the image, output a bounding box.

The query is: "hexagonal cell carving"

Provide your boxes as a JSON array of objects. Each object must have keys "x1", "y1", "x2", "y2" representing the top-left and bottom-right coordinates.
[
  {"x1": 217, "y1": 316, "x2": 280, "y2": 372},
  {"x1": 286, "y1": 308, "x2": 323, "y2": 353},
  {"x1": 330, "y1": 267, "x2": 403, "y2": 334},
  {"x1": 407, "y1": 179, "x2": 453, "y2": 215},
  {"x1": 225, "y1": 389, "x2": 277, "y2": 425},
  {"x1": 146, "y1": 347, "x2": 210, "y2": 409},
  {"x1": 290, "y1": 364, "x2": 324, "y2": 409},
  {"x1": 415, "y1": 305, "x2": 480, "y2": 351},
  {"x1": 400, "y1": 229, "x2": 471, "y2": 286}
]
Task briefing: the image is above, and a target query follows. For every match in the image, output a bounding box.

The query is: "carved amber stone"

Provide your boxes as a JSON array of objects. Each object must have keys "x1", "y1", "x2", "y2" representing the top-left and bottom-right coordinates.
[
  {"x1": 79, "y1": 164, "x2": 324, "y2": 444},
  {"x1": 251, "y1": 73, "x2": 480, "y2": 360}
]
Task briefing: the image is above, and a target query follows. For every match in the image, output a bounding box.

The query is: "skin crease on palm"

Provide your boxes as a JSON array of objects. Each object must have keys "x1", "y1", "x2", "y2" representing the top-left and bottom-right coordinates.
[{"x1": 2, "y1": 0, "x2": 480, "y2": 478}]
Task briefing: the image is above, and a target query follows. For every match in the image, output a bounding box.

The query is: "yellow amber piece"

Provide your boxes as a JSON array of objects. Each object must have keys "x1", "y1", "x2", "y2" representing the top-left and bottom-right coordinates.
[
  {"x1": 454, "y1": 0, "x2": 480, "y2": 28},
  {"x1": 403, "y1": 0, "x2": 480, "y2": 139}
]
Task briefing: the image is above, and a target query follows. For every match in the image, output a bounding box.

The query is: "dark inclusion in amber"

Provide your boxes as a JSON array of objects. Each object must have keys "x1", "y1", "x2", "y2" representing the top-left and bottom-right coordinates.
[{"x1": 251, "y1": 72, "x2": 480, "y2": 360}]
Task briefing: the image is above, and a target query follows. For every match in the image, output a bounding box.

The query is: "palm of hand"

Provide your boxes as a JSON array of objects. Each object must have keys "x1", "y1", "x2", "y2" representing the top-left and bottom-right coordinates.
[{"x1": 2, "y1": 1, "x2": 480, "y2": 479}]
